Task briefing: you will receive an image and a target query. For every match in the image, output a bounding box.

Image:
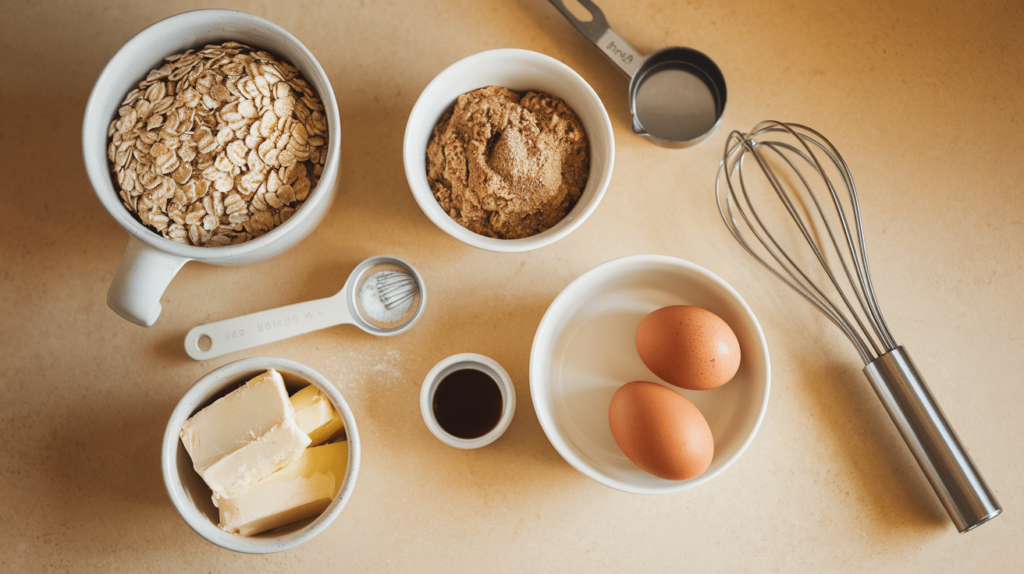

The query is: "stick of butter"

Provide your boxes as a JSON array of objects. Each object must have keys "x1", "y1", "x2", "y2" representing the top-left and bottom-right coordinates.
[
  {"x1": 180, "y1": 370, "x2": 311, "y2": 499},
  {"x1": 290, "y1": 385, "x2": 345, "y2": 446},
  {"x1": 215, "y1": 440, "x2": 349, "y2": 536}
]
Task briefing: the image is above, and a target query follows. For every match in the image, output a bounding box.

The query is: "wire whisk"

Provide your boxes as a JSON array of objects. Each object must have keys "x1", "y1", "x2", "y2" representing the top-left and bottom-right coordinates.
[
  {"x1": 373, "y1": 270, "x2": 418, "y2": 310},
  {"x1": 716, "y1": 122, "x2": 894, "y2": 364},
  {"x1": 715, "y1": 121, "x2": 1000, "y2": 532}
]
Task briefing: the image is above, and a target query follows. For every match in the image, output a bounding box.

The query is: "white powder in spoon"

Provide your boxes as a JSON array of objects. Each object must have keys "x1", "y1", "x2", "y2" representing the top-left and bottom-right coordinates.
[{"x1": 359, "y1": 271, "x2": 415, "y2": 324}]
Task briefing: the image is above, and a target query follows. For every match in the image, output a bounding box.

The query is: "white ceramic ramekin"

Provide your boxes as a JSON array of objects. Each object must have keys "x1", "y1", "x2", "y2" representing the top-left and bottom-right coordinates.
[
  {"x1": 403, "y1": 49, "x2": 614, "y2": 252},
  {"x1": 161, "y1": 357, "x2": 359, "y2": 553},
  {"x1": 420, "y1": 353, "x2": 516, "y2": 449},
  {"x1": 83, "y1": 10, "x2": 341, "y2": 327}
]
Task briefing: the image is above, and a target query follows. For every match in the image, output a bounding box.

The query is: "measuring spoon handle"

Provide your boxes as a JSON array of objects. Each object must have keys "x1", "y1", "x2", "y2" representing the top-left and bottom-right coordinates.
[
  {"x1": 547, "y1": 0, "x2": 641, "y2": 78},
  {"x1": 184, "y1": 294, "x2": 353, "y2": 361}
]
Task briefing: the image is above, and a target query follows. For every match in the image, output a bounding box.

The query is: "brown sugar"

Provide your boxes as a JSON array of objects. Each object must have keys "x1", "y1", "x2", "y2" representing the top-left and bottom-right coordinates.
[{"x1": 426, "y1": 86, "x2": 590, "y2": 240}]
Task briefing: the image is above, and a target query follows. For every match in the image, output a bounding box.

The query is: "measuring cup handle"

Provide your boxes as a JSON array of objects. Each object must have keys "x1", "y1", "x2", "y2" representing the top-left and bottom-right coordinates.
[
  {"x1": 184, "y1": 294, "x2": 352, "y2": 361},
  {"x1": 547, "y1": 0, "x2": 641, "y2": 78},
  {"x1": 107, "y1": 235, "x2": 188, "y2": 327}
]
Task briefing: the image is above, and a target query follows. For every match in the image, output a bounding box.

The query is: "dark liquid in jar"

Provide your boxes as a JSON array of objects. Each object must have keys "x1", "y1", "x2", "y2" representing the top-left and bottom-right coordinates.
[{"x1": 432, "y1": 368, "x2": 503, "y2": 439}]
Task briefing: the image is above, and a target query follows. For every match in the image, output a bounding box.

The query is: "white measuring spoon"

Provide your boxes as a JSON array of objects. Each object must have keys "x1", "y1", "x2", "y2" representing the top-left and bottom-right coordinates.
[{"x1": 184, "y1": 256, "x2": 426, "y2": 360}]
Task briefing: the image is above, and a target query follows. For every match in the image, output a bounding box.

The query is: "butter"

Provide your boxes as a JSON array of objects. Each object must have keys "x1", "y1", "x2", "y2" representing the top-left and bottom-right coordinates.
[
  {"x1": 216, "y1": 441, "x2": 349, "y2": 536},
  {"x1": 200, "y1": 418, "x2": 311, "y2": 498},
  {"x1": 180, "y1": 370, "x2": 311, "y2": 499},
  {"x1": 290, "y1": 385, "x2": 345, "y2": 446}
]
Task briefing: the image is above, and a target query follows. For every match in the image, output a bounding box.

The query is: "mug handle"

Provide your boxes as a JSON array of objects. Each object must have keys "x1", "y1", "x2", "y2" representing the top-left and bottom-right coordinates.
[{"x1": 107, "y1": 235, "x2": 188, "y2": 327}]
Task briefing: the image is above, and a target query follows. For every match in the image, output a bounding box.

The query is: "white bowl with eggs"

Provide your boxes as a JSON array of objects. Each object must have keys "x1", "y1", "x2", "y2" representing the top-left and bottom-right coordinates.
[
  {"x1": 403, "y1": 48, "x2": 614, "y2": 252},
  {"x1": 529, "y1": 255, "x2": 770, "y2": 494},
  {"x1": 161, "y1": 357, "x2": 360, "y2": 553}
]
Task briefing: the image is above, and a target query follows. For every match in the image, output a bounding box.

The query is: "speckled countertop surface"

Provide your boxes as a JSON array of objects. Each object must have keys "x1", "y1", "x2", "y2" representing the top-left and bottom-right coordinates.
[{"x1": 2, "y1": 0, "x2": 1021, "y2": 571}]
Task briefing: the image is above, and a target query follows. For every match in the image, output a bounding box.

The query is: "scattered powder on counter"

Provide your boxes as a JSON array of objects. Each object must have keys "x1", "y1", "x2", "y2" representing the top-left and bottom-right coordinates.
[
  {"x1": 426, "y1": 86, "x2": 590, "y2": 239},
  {"x1": 326, "y1": 349, "x2": 405, "y2": 397},
  {"x1": 359, "y1": 272, "x2": 414, "y2": 324}
]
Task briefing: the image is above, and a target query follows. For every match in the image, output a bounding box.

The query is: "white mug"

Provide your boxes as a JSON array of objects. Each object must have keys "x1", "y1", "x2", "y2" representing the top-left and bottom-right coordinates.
[{"x1": 83, "y1": 9, "x2": 341, "y2": 326}]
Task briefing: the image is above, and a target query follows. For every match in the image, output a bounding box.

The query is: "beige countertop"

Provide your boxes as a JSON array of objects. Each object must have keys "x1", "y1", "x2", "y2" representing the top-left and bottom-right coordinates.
[{"x1": 2, "y1": 0, "x2": 1021, "y2": 571}]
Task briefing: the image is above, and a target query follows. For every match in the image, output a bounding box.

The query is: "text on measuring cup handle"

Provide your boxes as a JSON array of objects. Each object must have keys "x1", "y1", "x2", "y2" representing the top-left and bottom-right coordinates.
[
  {"x1": 596, "y1": 29, "x2": 641, "y2": 77},
  {"x1": 606, "y1": 41, "x2": 632, "y2": 65}
]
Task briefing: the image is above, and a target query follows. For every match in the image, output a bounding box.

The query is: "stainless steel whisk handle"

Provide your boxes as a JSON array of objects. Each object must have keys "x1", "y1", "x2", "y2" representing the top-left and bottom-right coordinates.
[{"x1": 864, "y1": 347, "x2": 1001, "y2": 532}]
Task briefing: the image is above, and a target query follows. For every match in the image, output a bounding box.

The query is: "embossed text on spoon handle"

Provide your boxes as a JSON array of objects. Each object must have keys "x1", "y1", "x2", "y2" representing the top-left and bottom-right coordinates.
[{"x1": 184, "y1": 293, "x2": 353, "y2": 360}]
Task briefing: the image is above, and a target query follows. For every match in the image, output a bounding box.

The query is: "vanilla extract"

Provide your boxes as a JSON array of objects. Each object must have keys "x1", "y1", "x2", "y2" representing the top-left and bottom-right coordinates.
[{"x1": 432, "y1": 368, "x2": 503, "y2": 439}]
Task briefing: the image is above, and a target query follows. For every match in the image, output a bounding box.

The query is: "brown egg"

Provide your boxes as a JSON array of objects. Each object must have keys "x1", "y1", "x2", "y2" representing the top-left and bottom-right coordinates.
[
  {"x1": 609, "y1": 381, "x2": 714, "y2": 480},
  {"x1": 635, "y1": 305, "x2": 741, "y2": 390}
]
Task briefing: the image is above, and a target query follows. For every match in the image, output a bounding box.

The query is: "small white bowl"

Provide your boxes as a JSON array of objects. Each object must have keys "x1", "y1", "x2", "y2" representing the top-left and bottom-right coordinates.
[
  {"x1": 530, "y1": 255, "x2": 770, "y2": 494},
  {"x1": 403, "y1": 49, "x2": 615, "y2": 252},
  {"x1": 161, "y1": 357, "x2": 360, "y2": 553},
  {"x1": 420, "y1": 353, "x2": 516, "y2": 449}
]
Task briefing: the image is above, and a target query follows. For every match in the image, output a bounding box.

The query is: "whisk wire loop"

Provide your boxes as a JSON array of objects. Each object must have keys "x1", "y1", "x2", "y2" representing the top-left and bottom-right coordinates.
[
  {"x1": 761, "y1": 136, "x2": 885, "y2": 359},
  {"x1": 716, "y1": 121, "x2": 897, "y2": 363},
  {"x1": 785, "y1": 125, "x2": 897, "y2": 352},
  {"x1": 731, "y1": 143, "x2": 861, "y2": 345},
  {"x1": 373, "y1": 271, "x2": 419, "y2": 310},
  {"x1": 723, "y1": 147, "x2": 872, "y2": 362}
]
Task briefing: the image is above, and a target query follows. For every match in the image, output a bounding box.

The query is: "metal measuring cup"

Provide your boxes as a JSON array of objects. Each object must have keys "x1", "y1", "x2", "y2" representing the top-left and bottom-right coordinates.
[{"x1": 547, "y1": 0, "x2": 727, "y2": 148}]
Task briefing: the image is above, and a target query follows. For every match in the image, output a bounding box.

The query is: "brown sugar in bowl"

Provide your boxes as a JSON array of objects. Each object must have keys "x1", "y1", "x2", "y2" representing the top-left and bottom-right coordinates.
[
  {"x1": 404, "y1": 49, "x2": 614, "y2": 252},
  {"x1": 425, "y1": 86, "x2": 591, "y2": 240}
]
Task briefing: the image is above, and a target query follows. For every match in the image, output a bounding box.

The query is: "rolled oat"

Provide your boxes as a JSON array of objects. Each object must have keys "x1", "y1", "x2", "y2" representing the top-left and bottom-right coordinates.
[{"x1": 107, "y1": 41, "x2": 329, "y2": 246}]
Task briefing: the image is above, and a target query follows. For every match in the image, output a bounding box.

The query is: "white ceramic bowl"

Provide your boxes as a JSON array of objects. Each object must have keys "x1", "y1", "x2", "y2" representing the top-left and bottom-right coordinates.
[
  {"x1": 403, "y1": 48, "x2": 615, "y2": 252},
  {"x1": 530, "y1": 255, "x2": 770, "y2": 494},
  {"x1": 161, "y1": 358, "x2": 360, "y2": 553},
  {"x1": 420, "y1": 353, "x2": 516, "y2": 449}
]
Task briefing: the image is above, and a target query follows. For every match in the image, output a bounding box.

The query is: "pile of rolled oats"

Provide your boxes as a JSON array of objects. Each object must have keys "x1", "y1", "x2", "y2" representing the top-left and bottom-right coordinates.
[{"x1": 107, "y1": 41, "x2": 329, "y2": 246}]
